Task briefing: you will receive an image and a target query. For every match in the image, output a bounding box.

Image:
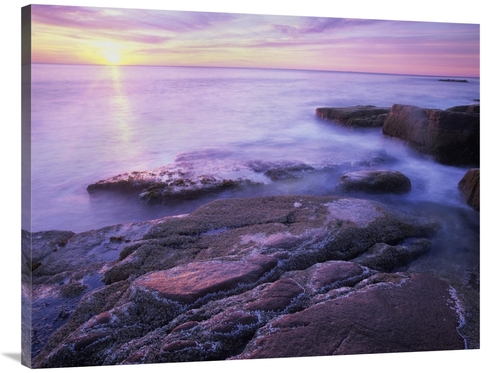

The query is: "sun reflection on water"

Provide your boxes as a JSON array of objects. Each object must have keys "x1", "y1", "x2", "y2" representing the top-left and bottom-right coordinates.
[{"x1": 109, "y1": 66, "x2": 134, "y2": 147}]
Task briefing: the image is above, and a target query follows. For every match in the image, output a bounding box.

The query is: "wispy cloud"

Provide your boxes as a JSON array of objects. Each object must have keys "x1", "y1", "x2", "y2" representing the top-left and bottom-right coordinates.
[
  {"x1": 273, "y1": 17, "x2": 384, "y2": 35},
  {"x1": 30, "y1": 4, "x2": 479, "y2": 76},
  {"x1": 33, "y1": 5, "x2": 238, "y2": 34}
]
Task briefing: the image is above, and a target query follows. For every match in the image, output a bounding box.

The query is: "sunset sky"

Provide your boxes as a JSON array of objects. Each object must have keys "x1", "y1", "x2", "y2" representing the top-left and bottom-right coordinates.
[{"x1": 29, "y1": 4, "x2": 480, "y2": 77}]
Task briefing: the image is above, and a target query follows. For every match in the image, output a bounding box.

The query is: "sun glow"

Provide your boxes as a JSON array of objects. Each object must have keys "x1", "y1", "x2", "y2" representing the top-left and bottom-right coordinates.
[
  {"x1": 94, "y1": 41, "x2": 123, "y2": 65},
  {"x1": 101, "y1": 49, "x2": 121, "y2": 64},
  {"x1": 29, "y1": 5, "x2": 480, "y2": 77}
]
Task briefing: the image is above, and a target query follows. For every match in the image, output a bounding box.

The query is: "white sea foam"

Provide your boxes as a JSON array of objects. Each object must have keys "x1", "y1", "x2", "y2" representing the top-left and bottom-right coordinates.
[{"x1": 448, "y1": 285, "x2": 468, "y2": 349}]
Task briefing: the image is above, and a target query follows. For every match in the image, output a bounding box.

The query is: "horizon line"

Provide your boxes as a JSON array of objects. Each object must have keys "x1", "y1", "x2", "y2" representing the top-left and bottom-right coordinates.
[{"x1": 29, "y1": 62, "x2": 480, "y2": 80}]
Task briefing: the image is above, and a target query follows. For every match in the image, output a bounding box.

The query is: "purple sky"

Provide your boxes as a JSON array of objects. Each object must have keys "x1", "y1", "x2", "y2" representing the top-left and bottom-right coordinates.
[{"x1": 30, "y1": 4, "x2": 479, "y2": 77}]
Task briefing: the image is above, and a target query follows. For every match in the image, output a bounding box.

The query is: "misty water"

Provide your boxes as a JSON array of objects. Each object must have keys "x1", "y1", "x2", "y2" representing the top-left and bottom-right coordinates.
[{"x1": 30, "y1": 63, "x2": 479, "y2": 236}]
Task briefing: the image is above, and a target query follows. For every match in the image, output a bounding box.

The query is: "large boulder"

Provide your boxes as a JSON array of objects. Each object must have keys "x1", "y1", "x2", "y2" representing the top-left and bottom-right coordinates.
[
  {"x1": 458, "y1": 168, "x2": 480, "y2": 211},
  {"x1": 337, "y1": 169, "x2": 411, "y2": 194},
  {"x1": 382, "y1": 104, "x2": 479, "y2": 166},
  {"x1": 315, "y1": 105, "x2": 390, "y2": 127}
]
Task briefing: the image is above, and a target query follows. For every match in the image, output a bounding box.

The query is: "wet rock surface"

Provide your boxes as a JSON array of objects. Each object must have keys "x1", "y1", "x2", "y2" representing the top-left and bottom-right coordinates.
[
  {"x1": 87, "y1": 163, "x2": 264, "y2": 204},
  {"x1": 382, "y1": 104, "x2": 479, "y2": 166},
  {"x1": 315, "y1": 105, "x2": 390, "y2": 127},
  {"x1": 131, "y1": 255, "x2": 279, "y2": 305},
  {"x1": 24, "y1": 194, "x2": 477, "y2": 367},
  {"x1": 458, "y1": 168, "x2": 479, "y2": 211},
  {"x1": 234, "y1": 272, "x2": 464, "y2": 358},
  {"x1": 86, "y1": 159, "x2": 322, "y2": 205},
  {"x1": 446, "y1": 104, "x2": 480, "y2": 114},
  {"x1": 352, "y1": 238, "x2": 431, "y2": 272},
  {"x1": 316, "y1": 104, "x2": 479, "y2": 166},
  {"x1": 337, "y1": 169, "x2": 412, "y2": 194},
  {"x1": 22, "y1": 219, "x2": 164, "y2": 360},
  {"x1": 85, "y1": 155, "x2": 401, "y2": 207}
]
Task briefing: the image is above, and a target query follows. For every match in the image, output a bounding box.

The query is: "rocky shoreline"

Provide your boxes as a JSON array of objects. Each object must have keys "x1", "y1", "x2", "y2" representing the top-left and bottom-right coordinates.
[
  {"x1": 316, "y1": 103, "x2": 479, "y2": 166},
  {"x1": 23, "y1": 103, "x2": 480, "y2": 368}
]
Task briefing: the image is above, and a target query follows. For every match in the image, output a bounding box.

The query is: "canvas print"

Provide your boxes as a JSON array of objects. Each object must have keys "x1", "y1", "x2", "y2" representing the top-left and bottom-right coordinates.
[{"x1": 21, "y1": 4, "x2": 480, "y2": 369}]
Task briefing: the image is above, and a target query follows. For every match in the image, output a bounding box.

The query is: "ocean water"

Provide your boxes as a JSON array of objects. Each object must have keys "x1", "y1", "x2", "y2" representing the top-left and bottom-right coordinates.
[{"x1": 28, "y1": 64, "x2": 479, "y2": 234}]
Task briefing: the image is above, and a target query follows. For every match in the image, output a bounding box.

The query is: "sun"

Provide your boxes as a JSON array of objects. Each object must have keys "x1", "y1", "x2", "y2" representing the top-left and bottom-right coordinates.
[
  {"x1": 93, "y1": 41, "x2": 123, "y2": 65},
  {"x1": 101, "y1": 48, "x2": 122, "y2": 64}
]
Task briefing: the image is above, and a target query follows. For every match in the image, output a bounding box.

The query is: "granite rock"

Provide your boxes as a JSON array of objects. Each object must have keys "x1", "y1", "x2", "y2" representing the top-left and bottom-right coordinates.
[
  {"x1": 316, "y1": 105, "x2": 390, "y2": 128},
  {"x1": 28, "y1": 195, "x2": 473, "y2": 368},
  {"x1": 458, "y1": 168, "x2": 480, "y2": 211},
  {"x1": 382, "y1": 104, "x2": 479, "y2": 166},
  {"x1": 337, "y1": 169, "x2": 411, "y2": 194}
]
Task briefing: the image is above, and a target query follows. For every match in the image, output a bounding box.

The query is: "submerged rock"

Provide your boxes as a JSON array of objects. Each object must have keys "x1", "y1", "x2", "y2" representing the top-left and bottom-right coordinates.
[
  {"x1": 382, "y1": 104, "x2": 479, "y2": 166},
  {"x1": 458, "y1": 168, "x2": 480, "y2": 211},
  {"x1": 316, "y1": 105, "x2": 390, "y2": 127},
  {"x1": 337, "y1": 169, "x2": 411, "y2": 194}
]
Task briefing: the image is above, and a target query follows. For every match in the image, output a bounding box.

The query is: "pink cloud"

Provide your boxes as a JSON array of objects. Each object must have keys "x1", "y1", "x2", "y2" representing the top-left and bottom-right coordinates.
[{"x1": 29, "y1": 5, "x2": 479, "y2": 77}]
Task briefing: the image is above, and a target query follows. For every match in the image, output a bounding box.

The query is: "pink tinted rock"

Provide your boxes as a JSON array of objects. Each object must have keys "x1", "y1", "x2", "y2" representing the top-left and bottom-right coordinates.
[
  {"x1": 161, "y1": 340, "x2": 198, "y2": 352},
  {"x1": 210, "y1": 312, "x2": 259, "y2": 334},
  {"x1": 237, "y1": 273, "x2": 464, "y2": 358},
  {"x1": 308, "y1": 261, "x2": 366, "y2": 291},
  {"x1": 171, "y1": 321, "x2": 199, "y2": 333},
  {"x1": 132, "y1": 255, "x2": 278, "y2": 304},
  {"x1": 246, "y1": 278, "x2": 304, "y2": 312}
]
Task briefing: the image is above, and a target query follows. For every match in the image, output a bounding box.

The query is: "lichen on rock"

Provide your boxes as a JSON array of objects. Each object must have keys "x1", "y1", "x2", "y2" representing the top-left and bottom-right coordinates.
[{"x1": 28, "y1": 195, "x2": 473, "y2": 368}]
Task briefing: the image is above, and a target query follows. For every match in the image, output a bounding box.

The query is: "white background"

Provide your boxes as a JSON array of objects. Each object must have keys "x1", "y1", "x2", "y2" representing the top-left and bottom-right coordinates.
[{"x1": 1, "y1": 1, "x2": 496, "y2": 372}]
